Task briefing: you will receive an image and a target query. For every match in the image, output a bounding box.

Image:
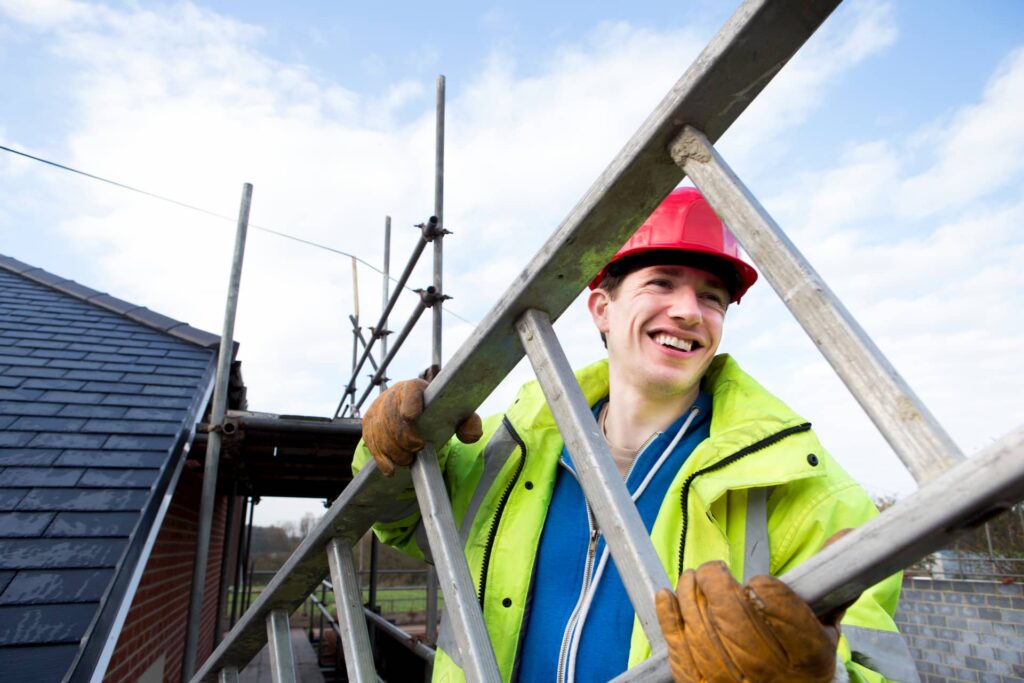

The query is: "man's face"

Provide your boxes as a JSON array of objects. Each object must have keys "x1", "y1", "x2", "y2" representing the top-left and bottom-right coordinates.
[{"x1": 588, "y1": 264, "x2": 728, "y2": 401}]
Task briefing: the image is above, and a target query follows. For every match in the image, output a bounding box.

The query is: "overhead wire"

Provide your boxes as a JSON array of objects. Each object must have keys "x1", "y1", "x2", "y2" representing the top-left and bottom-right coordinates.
[{"x1": 0, "y1": 142, "x2": 476, "y2": 325}]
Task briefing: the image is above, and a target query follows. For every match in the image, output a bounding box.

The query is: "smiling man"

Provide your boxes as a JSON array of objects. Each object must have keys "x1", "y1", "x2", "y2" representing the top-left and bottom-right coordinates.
[{"x1": 354, "y1": 188, "x2": 915, "y2": 683}]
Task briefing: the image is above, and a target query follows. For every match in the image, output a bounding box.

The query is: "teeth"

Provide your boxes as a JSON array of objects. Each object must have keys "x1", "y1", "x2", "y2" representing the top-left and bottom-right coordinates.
[{"x1": 654, "y1": 334, "x2": 693, "y2": 351}]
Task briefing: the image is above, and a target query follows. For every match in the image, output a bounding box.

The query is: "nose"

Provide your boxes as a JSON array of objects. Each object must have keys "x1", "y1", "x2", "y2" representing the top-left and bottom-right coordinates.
[{"x1": 667, "y1": 286, "x2": 702, "y2": 326}]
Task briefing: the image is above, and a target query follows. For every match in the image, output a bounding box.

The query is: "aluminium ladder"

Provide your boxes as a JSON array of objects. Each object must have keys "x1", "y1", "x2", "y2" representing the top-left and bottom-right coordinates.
[{"x1": 191, "y1": 1, "x2": 1024, "y2": 682}]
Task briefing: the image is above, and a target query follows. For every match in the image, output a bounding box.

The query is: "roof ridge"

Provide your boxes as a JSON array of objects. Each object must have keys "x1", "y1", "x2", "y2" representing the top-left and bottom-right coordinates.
[{"x1": 0, "y1": 253, "x2": 221, "y2": 350}]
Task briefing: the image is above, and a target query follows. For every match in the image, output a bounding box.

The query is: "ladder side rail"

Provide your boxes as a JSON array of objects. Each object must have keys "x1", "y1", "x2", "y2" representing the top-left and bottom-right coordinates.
[
  {"x1": 363, "y1": 606, "x2": 438, "y2": 662},
  {"x1": 410, "y1": 448, "x2": 502, "y2": 682},
  {"x1": 266, "y1": 609, "x2": 298, "y2": 683},
  {"x1": 322, "y1": 578, "x2": 438, "y2": 662},
  {"x1": 326, "y1": 539, "x2": 377, "y2": 682},
  {"x1": 191, "y1": 466, "x2": 410, "y2": 682},
  {"x1": 613, "y1": 423, "x2": 1024, "y2": 683},
  {"x1": 195, "y1": 2, "x2": 842, "y2": 678},
  {"x1": 416, "y1": 0, "x2": 842, "y2": 448},
  {"x1": 671, "y1": 126, "x2": 964, "y2": 483},
  {"x1": 517, "y1": 309, "x2": 672, "y2": 647}
]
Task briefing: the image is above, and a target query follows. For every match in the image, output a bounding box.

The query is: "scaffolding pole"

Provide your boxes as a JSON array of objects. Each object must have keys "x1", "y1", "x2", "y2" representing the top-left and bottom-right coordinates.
[{"x1": 183, "y1": 182, "x2": 252, "y2": 681}]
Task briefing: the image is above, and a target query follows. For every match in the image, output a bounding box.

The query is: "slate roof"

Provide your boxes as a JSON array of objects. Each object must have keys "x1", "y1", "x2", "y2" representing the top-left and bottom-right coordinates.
[{"x1": 0, "y1": 255, "x2": 222, "y2": 682}]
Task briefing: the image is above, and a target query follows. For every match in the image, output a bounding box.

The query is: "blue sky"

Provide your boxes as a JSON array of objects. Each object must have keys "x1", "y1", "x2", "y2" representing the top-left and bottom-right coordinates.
[{"x1": 2, "y1": 0, "x2": 1023, "y2": 525}]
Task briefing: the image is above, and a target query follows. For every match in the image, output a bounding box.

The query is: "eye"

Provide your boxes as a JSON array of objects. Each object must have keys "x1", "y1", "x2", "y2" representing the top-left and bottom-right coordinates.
[
  {"x1": 647, "y1": 278, "x2": 672, "y2": 289},
  {"x1": 699, "y1": 291, "x2": 727, "y2": 309}
]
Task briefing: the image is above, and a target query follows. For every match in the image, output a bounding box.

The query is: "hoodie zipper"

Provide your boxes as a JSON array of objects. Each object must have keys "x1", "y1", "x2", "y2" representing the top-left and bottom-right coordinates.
[
  {"x1": 676, "y1": 422, "x2": 811, "y2": 573},
  {"x1": 477, "y1": 416, "x2": 527, "y2": 607},
  {"x1": 555, "y1": 462, "x2": 599, "y2": 683}
]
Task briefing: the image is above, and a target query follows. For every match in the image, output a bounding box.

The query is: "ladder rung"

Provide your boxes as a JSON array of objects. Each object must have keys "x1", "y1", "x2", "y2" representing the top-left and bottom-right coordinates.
[
  {"x1": 217, "y1": 666, "x2": 239, "y2": 683},
  {"x1": 326, "y1": 538, "x2": 377, "y2": 682},
  {"x1": 516, "y1": 308, "x2": 671, "y2": 648},
  {"x1": 411, "y1": 447, "x2": 502, "y2": 682},
  {"x1": 613, "y1": 423, "x2": 1024, "y2": 682},
  {"x1": 266, "y1": 609, "x2": 297, "y2": 683},
  {"x1": 671, "y1": 125, "x2": 964, "y2": 484}
]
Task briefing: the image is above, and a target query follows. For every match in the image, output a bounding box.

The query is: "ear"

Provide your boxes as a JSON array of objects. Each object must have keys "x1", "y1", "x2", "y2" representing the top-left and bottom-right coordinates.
[{"x1": 587, "y1": 288, "x2": 611, "y2": 335}]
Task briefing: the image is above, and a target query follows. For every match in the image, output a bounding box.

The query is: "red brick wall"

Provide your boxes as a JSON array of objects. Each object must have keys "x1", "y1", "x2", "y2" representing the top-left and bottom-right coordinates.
[{"x1": 104, "y1": 466, "x2": 240, "y2": 683}]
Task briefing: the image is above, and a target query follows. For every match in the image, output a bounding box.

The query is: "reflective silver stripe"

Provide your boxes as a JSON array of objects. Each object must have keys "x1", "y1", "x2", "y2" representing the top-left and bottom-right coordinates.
[
  {"x1": 436, "y1": 617, "x2": 463, "y2": 669},
  {"x1": 743, "y1": 487, "x2": 771, "y2": 581},
  {"x1": 831, "y1": 653, "x2": 850, "y2": 683},
  {"x1": 460, "y1": 425, "x2": 519, "y2": 544},
  {"x1": 843, "y1": 625, "x2": 921, "y2": 683}
]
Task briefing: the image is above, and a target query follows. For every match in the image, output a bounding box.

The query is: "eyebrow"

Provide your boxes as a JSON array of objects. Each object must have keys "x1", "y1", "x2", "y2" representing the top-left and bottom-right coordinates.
[{"x1": 649, "y1": 266, "x2": 728, "y2": 290}]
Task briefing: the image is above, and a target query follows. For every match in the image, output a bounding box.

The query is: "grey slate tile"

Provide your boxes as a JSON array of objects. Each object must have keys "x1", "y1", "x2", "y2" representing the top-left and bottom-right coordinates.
[
  {"x1": 0, "y1": 376, "x2": 24, "y2": 388},
  {"x1": 82, "y1": 418, "x2": 180, "y2": 435},
  {"x1": 83, "y1": 352, "x2": 139, "y2": 363},
  {"x1": 123, "y1": 407, "x2": 181, "y2": 420},
  {"x1": 121, "y1": 372, "x2": 200, "y2": 387},
  {"x1": 63, "y1": 369, "x2": 124, "y2": 382},
  {"x1": 44, "y1": 359, "x2": 105, "y2": 371},
  {"x1": 0, "y1": 568, "x2": 114, "y2": 603},
  {"x1": 2, "y1": 367, "x2": 68, "y2": 380},
  {"x1": 118, "y1": 346, "x2": 166, "y2": 357},
  {"x1": 154, "y1": 364, "x2": 206, "y2": 377},
  {"x1": 0, "y1": 571, "x2": 12, "y2": 594},
  {"x1": 0, "y1": 387, "x2": 43, "y2": 401},
  {"x1": 99, "y1": 362, "x2": 156, "y2": 373},
  {"x1": 27, "y1": 349, "x2": 87, "y2": 361},
  {"x1": 141, "y1": 384, "x2": 195, "y2": 397},
  {"x1": 0, "y1": 603, "x2": 98, "y2": 644},
  {"x1": 37, "y1": 390, "x2": 106, "y2": 405},
  {"x1": 0, "y1": 538, "x2": 127, "y2": 568},
  {"x1": 0, "y1": 450, "x2": 61, "y2": 466},
  {"x1": 0, "y1": 354, "x2": 47, "y2": 366},
  {"x1": 0, "y1": 469, "x2": 84, "y2": 487},
  {"x1": 104, "y1": 434, "x2": 174, "y2": 450},
  {"x1": 9, "y1": 416, "x2": 86, "y2": 432},
  {"x1": 0, "y1": 401, "x2": 64, "y2": 416},
  {"x1": 46, "y1": 512, "x2": 138, "y2": 537},
  {"x1": 79, "y1": 469, "x2": 159, "y2": 488},
  {"x1": 13, "y1": 339, "x2": 69, "y2": 350},
  {"x1": 0, "y1": 644, "x2": 79, "y2": 682},
  {"x1": 0, "y1": 415, "x2": 13, "y2": 430},
  {"x1": 16, "y1": 488, "x2": 148, "y2": 512},
  {"x1": 55, "y1": 451, "x2": 166, "y2": 468},
  {"x1": 21, "y1": 379, "x2": 85, "y2": 391},
  {"x1": 0, "y1": 432, "x2": 33, "y2": 447},
  {"x1": 27, "y1": 433, "x2": 106, "y2": 449},
  {"x1": 0, "y1": 489, "x2": 28, "y2": 510},
  {"x1": 101, "y1": 394, "x2": 192, "y2": 409},
  {"x1": 81, "y1": 381, "x2": 144, "y2": 394},
  {"x1": 57, "y1": 404, "x2": 127, "y2": 419},
  {"x1": 0, "y1": 512, "x2": 55, "y2": 537}
]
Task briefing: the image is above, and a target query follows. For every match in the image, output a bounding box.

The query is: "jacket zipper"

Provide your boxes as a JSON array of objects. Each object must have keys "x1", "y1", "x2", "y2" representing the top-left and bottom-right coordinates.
[
  {"x1": 554, "y1": 461, "x2": 598, "y2": 683},
  {"x1": 676, "y1": 422, "x2": 812, "y2": 573},
  {"x1": 477, "y1": 416, "x2": 527, "y2": 607}
]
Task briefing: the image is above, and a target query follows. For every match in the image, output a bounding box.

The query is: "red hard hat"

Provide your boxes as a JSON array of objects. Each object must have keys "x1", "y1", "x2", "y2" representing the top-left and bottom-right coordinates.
[{"x1": 589, "y1": 187, "x2": 758, "y2": 302}]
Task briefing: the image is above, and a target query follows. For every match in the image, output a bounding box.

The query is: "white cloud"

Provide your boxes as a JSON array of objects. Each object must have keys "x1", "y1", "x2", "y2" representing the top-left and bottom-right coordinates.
[{"x1": 10, "y1": 0, "x2": 1019, "y2": 509}]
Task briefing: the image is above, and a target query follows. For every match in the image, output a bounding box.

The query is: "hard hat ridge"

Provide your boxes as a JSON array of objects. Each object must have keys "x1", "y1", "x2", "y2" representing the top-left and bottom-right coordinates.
[{"x1": 589, "y1": 187, "x2": 758, "y2": 303}]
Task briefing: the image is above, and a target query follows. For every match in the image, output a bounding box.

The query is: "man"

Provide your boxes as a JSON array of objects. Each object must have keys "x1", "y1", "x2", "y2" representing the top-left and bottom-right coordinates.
[{"x1": 355, "y1": 188, "x2": 912, "y2": 682}]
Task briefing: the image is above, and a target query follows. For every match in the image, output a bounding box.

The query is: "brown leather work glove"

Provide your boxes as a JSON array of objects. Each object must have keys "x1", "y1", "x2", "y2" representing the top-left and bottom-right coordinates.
[
  {"x1": 655, "y1": 561, "x2": 839, "y2": 683},
  {"x1": 362, "y1": 378, "x2": 483, "y2": 476}
]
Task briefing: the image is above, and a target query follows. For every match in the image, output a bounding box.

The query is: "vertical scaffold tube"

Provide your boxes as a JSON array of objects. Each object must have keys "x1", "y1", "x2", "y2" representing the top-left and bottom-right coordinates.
[{"x1": 183, "y1": 182, "x2": 252, "y2": 681}]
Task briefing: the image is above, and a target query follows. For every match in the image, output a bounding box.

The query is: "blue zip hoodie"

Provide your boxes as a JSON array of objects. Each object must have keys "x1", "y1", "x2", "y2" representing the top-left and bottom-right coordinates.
[{"x1": 516, "y1": 392, "x2": 712, "y2": 682}]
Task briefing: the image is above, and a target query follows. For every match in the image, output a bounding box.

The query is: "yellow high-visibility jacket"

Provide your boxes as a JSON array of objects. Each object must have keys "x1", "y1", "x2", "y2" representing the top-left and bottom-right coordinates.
[{"x1": 353, "y1": 355, "x2": 916, "y2": 683}]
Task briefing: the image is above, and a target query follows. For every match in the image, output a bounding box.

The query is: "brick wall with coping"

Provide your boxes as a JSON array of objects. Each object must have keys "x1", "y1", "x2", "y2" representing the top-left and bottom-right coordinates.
[
  {"x1": 895, "y1": 576, "x2": 1024, "y2": 682},
  {"x1": 103, "y1": 468, "x2": 232, "y2": 683}
]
